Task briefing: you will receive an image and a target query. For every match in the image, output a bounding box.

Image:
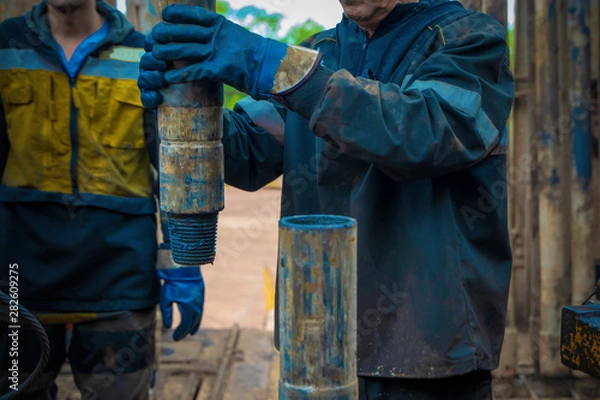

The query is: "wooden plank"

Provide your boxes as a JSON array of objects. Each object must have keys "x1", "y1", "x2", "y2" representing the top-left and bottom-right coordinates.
[
  {"x1": 152, "y1": 370, "x2": 202, "y2": 400},
  {"x1": 222, "y1": 329, "x2": 275, "y2": 400},
  {"x1": 195, "y1": 326, "x2": 238, "y2": 400}
]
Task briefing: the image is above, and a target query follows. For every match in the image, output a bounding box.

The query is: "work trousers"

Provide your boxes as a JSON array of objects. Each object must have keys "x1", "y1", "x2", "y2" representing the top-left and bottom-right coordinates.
[
  {"x1": 0, "y1": 308, "x2": 156, "y2": 400},
  {"x1": 359, "y1": 370, "x2": 493, "y2": 400}
]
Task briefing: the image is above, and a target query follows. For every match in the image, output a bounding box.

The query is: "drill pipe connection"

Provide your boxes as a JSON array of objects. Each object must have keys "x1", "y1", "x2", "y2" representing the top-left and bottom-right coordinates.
[{"x1": 155, "y1": 0, "x2": 224, "y2": 266}]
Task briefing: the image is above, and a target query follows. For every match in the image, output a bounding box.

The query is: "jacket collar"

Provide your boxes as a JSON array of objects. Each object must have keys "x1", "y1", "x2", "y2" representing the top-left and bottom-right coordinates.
[
  {"x1": 24, "y1": 0, "x2": 134, "y2": 50},
  {"x1": 341, "y1": 0, "x2": 451, "y2": 38}
]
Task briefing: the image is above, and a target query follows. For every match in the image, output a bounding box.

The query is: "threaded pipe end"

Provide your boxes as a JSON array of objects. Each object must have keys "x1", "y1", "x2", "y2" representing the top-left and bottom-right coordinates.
[{"x1": 167, "y1": 213, "x2": 218, "y2": 266}]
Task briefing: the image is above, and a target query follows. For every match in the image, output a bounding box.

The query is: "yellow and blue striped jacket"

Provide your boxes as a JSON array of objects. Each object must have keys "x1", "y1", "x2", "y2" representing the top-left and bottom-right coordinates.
[
  {"x1": 0, "y1": 1, "x2": 156, "y2": 213},
  {"x1": 0, "y1": 1, "x2": 161, "y2": 312}
]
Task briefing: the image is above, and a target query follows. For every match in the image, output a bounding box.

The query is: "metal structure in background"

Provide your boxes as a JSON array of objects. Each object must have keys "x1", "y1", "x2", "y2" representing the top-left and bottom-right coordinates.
[
  {"x1": 278, "y1": 215, "x2": 358, "y2": 400},
  {"x1": 150, "y1": 0, "x2": 224, "y2": 266},
  {"x1": 568, "y1": 0, "x2": 595, "y2": 307},
  {"x1": 534, "y1": 0, "x2": 571, "y2": 378},
  {"x1": 467, "y1": 0, "x2": 599, "y2": 393}
]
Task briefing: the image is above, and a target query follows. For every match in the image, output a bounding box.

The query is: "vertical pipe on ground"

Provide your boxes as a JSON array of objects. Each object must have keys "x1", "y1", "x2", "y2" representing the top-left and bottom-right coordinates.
[
  {"x1": 592, "y1": 0, "x2": 600, "y2": 276},
  {"x1": 512, "y1": 0, "x2": 532, "y2": 332},
  {"x1": 278, "y1": 215, "x2": 358, "y2": 400},
  {"x1": 526, "y1": 0, "x2": 542, "y2": 375},
  {"x1": 152, "y1": 0, "x2": 224, "y2": 266},
  {"x1": 535, "y1": 0, "x2": 572, "y2": 377},
  {"x1": 568, "y1": 0, "x2": 595, "y2": 305}
]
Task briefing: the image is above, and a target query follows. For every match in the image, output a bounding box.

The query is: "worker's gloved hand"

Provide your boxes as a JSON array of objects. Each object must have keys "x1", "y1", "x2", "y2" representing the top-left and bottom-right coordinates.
[
  {"x1": 150, "y1": 4, "x2": 321, "y2": 100},
  {"x1": 156, "y1": 246, "x2": 205, "y2": 341},
  {"x1": 138, "y1": 36, "x2": 168, "y2": 109}
]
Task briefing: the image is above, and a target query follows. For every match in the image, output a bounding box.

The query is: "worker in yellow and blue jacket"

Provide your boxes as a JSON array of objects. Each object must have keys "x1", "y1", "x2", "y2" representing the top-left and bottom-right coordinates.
[{"x1": 0, "y1": 1, "x2": 204, "y2": 398}]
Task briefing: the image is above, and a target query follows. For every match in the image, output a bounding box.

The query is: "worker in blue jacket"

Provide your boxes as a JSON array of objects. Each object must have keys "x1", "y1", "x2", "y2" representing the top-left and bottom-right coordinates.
[
  {"x1": 139, "y1": 0, "x2": 514, "y2": 398},
  {"x1": 0, "y1": 0, "x2": 204, "y2": 398}
]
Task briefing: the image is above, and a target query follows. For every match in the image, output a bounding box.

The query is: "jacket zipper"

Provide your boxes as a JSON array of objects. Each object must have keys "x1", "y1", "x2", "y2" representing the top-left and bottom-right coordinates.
[
  {"x1": 69, "y1": 76, "x2": 80, "y2": 196},
  {"x1": 356, "y1": 36, "x2": 369, "y2": 77}
]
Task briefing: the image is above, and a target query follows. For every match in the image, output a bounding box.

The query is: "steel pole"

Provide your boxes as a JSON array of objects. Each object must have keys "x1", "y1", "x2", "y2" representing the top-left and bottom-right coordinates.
[
  {"x1": 483, "y1": 0, "x2": 508, "y2": 27},
  {"x1": 278, "y1": 215, "x2": 358, "y2": 400},
  {"x1": 535, "y1": 0, "x2": 571, "y2": 377},
  {"x1": 568, "y1": 0, "x2": 594, "y2": 306},
  {"x1": 151, "y1": 0, "x2": 224, "y2": 266}
]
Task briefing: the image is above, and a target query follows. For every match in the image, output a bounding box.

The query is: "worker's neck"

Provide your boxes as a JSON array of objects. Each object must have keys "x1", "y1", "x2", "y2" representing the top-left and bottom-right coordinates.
[
  {"x1": 47, "y1": 2, "x2": 104, "y2": 41},
  {"x1": 356, "y1": 0, "x2": 418, "y2": 37}
]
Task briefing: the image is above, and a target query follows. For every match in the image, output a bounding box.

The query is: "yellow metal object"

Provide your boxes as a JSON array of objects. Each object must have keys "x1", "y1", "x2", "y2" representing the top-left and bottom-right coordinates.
[{"x1": 561, "y1": 303, "x2": 600, "y2": 377}]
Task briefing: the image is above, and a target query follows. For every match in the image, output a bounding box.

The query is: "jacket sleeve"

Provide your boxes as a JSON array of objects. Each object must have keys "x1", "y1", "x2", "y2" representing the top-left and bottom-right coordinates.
[
  {"x1": 0, "y1": 98, "x2": 8, "y2": 180},
  {"x1": 222, "y1": 101, "x2": 284, "y2": 191},
  {"x1": 308, "y1": 13, "x2": 514, "y2": 181}
]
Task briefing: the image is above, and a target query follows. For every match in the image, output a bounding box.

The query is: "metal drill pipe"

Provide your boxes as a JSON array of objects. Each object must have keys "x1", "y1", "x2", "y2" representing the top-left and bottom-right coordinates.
[
  {"x1": 568, "y1": 0, "x2": 595, "y2": 306},
  {"x1": 535, "y1": 0, "x2": 571, "y2": 377},
  {"x1": 152, "y1": 0, "x2": 224, "y2": 265},
  {"x1": 278, "y1": 215, "x2": 358, "y2": 400}
]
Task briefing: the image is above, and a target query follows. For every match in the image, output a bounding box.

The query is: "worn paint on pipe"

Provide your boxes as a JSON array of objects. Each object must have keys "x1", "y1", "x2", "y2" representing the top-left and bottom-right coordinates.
[
  {"x1": 568, "y1": 0, "x2": 595, "y2": 306},
  {"x1": 535, "y1": 0, "x2": 571, "y2": 377},
  {"x1": 278, "y1": 215, "x2": 358, "y2": 400},
  {"x1": 524, "y1": 0, "x2": 542, "y2": 375},
  {"x1": 150, "y1": 0, "x2": 224, "y2": 265}
]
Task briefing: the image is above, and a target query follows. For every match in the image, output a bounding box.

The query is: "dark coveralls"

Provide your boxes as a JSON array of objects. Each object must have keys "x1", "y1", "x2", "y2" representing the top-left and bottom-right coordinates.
[{"x1": 223, "y1": 0, "x2": 514, "y2": 398}]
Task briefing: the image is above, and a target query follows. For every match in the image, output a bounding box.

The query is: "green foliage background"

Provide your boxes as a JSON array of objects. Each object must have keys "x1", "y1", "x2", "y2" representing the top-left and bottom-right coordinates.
[{"x1": 216, "y1": 0, "x2": 325, "y2": 109}]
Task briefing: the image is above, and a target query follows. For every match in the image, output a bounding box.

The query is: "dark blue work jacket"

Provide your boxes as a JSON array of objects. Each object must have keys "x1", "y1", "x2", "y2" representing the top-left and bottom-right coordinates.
[{"x1": 223, "y1": 0, "x2": 514, "y2": 378}]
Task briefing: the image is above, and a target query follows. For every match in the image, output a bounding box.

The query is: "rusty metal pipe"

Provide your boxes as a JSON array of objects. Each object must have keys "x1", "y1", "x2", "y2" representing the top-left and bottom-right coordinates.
[
  {"x1": 525, "y1": 0, "x2": 542, "y2": 375},
  {"x1": 535, "y1": 0, "x2": 571, "y2": 377},
  {"x1": 152, "y1": 0, "x2": 224, "y2": 266},
  {"x1": 278, "y1": 215, "x2": 358, "y2": 400},
  {"x1": 568, "y1": 0, "x2": 595, "y2": 306}
]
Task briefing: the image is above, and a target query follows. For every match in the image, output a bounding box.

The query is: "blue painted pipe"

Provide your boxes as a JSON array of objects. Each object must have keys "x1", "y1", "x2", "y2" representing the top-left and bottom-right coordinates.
[
  {"x1": 278, "y1": 215, "x2": 358, "y2": 400},
  {"x1": 153, "y1": 0, "x2": 225, "y2": 266}
]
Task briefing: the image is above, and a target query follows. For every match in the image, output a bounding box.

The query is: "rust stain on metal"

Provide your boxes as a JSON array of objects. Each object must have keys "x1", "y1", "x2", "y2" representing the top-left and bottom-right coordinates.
[
  {"x1": 150, "y1": 0, "x2": 224, "y2": 265},
  {"x1": 278, "y1": 215, "x2": 358, "y2": 399},
  {"x1": 535, "y1": 0, "x2": 571, "y2": 378}
]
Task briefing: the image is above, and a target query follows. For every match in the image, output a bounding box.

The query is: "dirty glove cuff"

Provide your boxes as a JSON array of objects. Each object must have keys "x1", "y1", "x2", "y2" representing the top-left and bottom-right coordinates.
[
  {"x1": 256, "y1": 42, "x2": 322, "y2": 99},
  {"x1": 277, "y1": 65, "x2": 334, "y2": 119}
]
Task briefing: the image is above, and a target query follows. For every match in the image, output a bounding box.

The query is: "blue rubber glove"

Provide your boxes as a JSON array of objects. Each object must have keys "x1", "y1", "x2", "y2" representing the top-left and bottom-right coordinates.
[
  {"x1": 151, "y1": 4, "x2": 289, "y2": 100},
  {"x1": 157, "y1": 247, "x2": 205, "y2": 341},
  {"x1": 138, "y1": 35, "x2": 168, "y2": 109}
]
